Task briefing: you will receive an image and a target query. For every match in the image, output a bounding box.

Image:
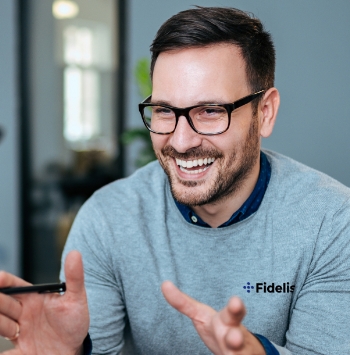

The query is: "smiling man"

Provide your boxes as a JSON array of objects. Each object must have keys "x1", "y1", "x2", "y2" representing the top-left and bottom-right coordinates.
[
  {"x1": 148, "y1": 44, "x2": 274, "y2": 228},
  {"x1": 0, "y1": 6, "x2": 350, "y2": 355}
]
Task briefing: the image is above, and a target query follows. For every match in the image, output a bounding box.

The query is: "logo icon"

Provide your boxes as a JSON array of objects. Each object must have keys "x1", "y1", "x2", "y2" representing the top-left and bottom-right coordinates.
[{"x1": 243, "y1": 282, "x2": 254, "y2": 293}]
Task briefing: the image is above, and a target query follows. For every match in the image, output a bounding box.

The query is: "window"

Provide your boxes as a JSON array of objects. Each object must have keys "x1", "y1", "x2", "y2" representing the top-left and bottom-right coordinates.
[{"x1": 63, "y1": 26, "x2": 100, "y2": 142}]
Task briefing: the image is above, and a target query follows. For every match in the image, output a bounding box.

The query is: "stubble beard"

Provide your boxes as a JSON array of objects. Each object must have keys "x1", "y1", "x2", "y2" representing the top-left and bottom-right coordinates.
[{"x1": 154, "y1": 116, "x2": 260, "y2": 207}]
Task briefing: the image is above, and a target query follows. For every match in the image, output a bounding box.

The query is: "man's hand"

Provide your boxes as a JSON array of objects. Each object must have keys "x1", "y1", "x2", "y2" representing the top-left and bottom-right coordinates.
[
  {"x1": 0, "y1": 251, "x2": 89, "y2": 355},
  {"x1": 161, "y1": 281, "x2": 265, "y2": 355}
]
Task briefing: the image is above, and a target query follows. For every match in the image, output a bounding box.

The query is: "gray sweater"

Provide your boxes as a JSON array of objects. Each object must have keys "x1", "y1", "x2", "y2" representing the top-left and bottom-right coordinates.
[{"x1": 61, "y1": 150, "x2": 350, "y2": 355}]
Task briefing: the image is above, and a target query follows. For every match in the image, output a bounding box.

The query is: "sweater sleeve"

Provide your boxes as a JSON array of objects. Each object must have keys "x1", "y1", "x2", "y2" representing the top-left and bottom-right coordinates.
[
  {"x1": 60, "y1": 197, "x2": 126, "y2": 355},
  {"x1": 284, "y1": 199, "x2": 350, "y2": 354}
]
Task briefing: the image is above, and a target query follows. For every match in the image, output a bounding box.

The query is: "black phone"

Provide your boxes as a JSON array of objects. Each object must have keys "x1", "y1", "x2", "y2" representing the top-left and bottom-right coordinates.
[{"x1": 0, "y1": 282, "x2": 66, "y2": 295}]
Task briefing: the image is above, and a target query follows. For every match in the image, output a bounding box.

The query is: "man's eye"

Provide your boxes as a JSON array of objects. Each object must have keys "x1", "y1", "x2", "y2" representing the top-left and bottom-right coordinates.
[
  {"x1": 205, "y1": 108, "x2": 220, "y2": 114},
  {"x1": 200, "y1": 107, "x2": 226, "y2": 115},
  {"x1": 154, "y1": 107, "x2": 172, "y2": 115}
]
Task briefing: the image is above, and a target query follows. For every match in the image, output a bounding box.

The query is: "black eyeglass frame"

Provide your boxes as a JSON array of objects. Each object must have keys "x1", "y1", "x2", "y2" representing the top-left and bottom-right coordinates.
[{"x1": 138, "y1": 89, "x2": 265, "y2": 136}]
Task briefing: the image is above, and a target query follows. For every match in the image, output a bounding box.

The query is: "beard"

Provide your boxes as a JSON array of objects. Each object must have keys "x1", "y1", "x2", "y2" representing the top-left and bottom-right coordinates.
[{"x1": 154, "y1": 116, "x2": 260, "y2": 207}]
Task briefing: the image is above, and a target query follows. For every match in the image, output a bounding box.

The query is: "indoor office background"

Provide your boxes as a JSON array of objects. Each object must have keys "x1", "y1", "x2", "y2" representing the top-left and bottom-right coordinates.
[{"x1": 0, "y1": 0, "x2": 349, "y2": 347}]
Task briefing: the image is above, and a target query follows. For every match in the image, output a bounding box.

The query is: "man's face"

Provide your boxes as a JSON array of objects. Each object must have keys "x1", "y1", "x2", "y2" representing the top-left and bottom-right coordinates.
[{"x1": 151, "y1": 44, "x2": 261, "y2": 206}]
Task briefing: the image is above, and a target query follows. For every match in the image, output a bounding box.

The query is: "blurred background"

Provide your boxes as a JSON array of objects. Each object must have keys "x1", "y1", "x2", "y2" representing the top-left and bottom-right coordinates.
[{"x1": 1, "y1": 0, "x2": 350, "y2": 285}]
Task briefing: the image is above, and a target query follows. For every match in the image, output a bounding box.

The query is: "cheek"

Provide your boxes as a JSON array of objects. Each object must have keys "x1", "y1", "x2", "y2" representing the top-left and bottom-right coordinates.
[
  {"x1": 221, "y1": 116, "x2": 254, "y2": 150},
  {"x1": 230, "y1": 107, "x2": 254, "y2": 131},
  {"x1": 209, "y1": 134, "x2": 238, "y2": 157},
  {"x1": 150, "y1": 134, "x2": 168, "y2": 153}
]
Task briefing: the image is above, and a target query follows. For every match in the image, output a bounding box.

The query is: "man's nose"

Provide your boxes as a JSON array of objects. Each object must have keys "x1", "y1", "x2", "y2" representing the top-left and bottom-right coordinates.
[{"x1": 169, "y1": 115, "x2": 202, "y2": 153}]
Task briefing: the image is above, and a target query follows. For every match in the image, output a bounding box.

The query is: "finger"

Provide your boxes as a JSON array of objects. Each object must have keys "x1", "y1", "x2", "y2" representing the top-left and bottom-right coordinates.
[
  {"x1": 0, "y1": 316, "x2": 19, "y2": 342},
  {"x1": 219, "y1": 296, "x2": 246, "y2": 326},
  {"x1": 161, "y1": 281, "x2": 215, "y2": 323},
  {"x1": 0, "y1": 271, "x2": 31, "y2": 289},
  {"x1": 63, "y1": 251, "x2": 86, "y2": 302},
  {"x1": 0, "y1": 293, "x2": 22, "y2": 321},
  {"x1": 225, "y1": 327, "x2": 244, "y2": 350}
]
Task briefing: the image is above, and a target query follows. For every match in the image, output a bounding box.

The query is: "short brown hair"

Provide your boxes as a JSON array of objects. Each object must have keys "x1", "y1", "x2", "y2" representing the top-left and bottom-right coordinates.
[{"x1": 150, "y1": 6, "x2": 275, "y2": 98}]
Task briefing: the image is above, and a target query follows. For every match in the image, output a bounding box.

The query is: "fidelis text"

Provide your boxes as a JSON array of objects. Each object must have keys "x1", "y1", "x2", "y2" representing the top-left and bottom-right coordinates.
[{"x1": 256, "y1": 282, "x2": 295, "y2": 293}]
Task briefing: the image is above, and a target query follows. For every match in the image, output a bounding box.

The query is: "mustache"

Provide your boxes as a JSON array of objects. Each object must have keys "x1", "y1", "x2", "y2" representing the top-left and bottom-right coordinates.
[{"x1": 161, "y1": 145, "x2": 223, "y2": 160}]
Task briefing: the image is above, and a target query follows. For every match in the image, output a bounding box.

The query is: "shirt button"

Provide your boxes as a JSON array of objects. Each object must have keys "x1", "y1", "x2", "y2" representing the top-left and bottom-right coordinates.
[{"x1": 191, "y1": 216, "x2": 198, "y2": 223}]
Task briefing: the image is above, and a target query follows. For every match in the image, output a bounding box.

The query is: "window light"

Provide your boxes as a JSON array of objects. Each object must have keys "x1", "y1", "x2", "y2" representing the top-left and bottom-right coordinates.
[{"x1": 52, "y1": 0, "x2": 79, "y2": 20}]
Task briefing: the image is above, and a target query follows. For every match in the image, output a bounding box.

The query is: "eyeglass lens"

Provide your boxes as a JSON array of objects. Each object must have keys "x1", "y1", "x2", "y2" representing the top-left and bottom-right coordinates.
[{"x1": 143, "y1": 105, "x2": 229, "y2": 134}]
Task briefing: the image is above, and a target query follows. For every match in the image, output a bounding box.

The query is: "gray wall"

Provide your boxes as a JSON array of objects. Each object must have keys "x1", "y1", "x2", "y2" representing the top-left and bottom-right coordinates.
[
  {"x1": 0, "y1": 0, "x2": 20, "y2": 275},
  {"x1": 126, "y1": 0, "x2": 350, "y2": 187}
]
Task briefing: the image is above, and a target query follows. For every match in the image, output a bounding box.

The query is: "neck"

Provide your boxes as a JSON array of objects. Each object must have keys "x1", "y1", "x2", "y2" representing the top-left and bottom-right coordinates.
[{"x1": 191, "y1": 156, "x2": 261, "y2": 228}]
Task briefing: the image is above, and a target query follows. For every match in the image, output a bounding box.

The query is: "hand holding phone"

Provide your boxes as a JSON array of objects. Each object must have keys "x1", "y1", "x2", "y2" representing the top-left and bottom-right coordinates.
[{"x1": 0, "y1": 251, "x2": 89, "y2": 355}]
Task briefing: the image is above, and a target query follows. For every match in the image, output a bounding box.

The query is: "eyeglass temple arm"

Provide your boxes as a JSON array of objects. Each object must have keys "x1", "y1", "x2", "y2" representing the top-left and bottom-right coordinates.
[{"x1": 233, "y1": 90, "x2": 265, "y2": 110}]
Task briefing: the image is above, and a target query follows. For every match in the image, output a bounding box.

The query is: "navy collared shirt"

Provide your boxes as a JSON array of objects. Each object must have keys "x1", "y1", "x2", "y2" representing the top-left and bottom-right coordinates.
[{"x1": 174, "y1": 151, "x2": 271, "y2": 227}]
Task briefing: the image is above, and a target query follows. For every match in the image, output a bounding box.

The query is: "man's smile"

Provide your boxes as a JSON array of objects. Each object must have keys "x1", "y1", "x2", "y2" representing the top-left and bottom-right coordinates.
[{"x1": 175, "y1": 157, "x2": 216, "y2": 175}]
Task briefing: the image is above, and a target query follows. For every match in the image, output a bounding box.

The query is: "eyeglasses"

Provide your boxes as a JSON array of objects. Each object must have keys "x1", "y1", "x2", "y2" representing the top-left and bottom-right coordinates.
[{"x1": 138, "y1": 90, "x2": 265, "y2": 136}]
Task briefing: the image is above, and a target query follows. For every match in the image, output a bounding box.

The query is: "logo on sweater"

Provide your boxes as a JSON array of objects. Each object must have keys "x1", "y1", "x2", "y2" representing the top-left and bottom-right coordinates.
[
  {"x1": 243, "y1": 282, "x2": 295, "y2": 293},
  {"x1": 243, "y1": 282, "x2": 254, "y2": 293}
]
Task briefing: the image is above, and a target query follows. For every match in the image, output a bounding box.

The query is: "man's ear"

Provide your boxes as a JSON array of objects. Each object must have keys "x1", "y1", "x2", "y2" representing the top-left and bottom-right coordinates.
[{"x1": 259, "y1": 87, "x2": 280, "y2": 138}]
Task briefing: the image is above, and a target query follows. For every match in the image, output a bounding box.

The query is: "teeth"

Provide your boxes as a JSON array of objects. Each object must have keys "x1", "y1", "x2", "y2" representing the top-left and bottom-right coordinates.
[
  {"x1": 180, "y1": 165, "x2": 210, "y2": 174},
  {"x1": 176, "y1": 157, "x2": 215, "y2": 168}
]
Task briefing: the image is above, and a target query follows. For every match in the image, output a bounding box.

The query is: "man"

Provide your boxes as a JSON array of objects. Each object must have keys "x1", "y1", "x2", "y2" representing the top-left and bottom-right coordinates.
[{"x1": 0, "y1": 6, "x2": 350, "y2": 355}]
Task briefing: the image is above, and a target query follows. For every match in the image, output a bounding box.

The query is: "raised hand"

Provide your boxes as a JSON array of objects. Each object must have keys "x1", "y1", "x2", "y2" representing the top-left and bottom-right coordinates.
[
  {"x1": 162, "y1": 281, "x2": 265, "y2": 355},
  {"x1": 0, "y1": 251, "x2": 89, "y2": 355}
]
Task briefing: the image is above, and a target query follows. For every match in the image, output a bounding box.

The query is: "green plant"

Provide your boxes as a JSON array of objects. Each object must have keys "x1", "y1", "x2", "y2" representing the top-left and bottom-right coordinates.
[
  {"x1": 135, "y1": 58, "x2": 152, "y2": 98},
  {"x1": 121, "y1": 57, "x2": 156, "y2": 168}
]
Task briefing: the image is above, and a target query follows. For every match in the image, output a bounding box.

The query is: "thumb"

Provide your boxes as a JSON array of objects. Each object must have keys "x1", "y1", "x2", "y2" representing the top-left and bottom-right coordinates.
[{"x1": 64, "y1": 251, "x2": 85, "y2": 301}]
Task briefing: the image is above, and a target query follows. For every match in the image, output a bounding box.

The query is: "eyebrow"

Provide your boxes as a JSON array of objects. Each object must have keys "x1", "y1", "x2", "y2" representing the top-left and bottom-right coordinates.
[{"x1": 150, "y1": 99, "x2": 230, "y2": 106}]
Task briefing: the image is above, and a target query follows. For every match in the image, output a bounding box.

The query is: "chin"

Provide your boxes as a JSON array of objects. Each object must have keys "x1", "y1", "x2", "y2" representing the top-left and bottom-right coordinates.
[{"x1": 171, "y1": 182, "x2": 207, "y2": 206}]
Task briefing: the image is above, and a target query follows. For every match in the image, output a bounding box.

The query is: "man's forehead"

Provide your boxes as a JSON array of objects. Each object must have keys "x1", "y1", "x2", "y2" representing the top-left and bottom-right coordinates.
[
  {"x1": 151, "y1": 44, "x2": 248, "y2": 105},
  {"x1": 153, "y1": 43, "x2": 244, "y2": 71}
]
